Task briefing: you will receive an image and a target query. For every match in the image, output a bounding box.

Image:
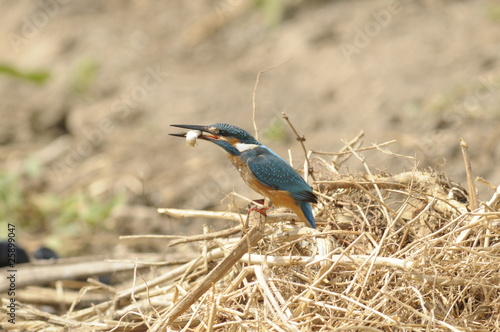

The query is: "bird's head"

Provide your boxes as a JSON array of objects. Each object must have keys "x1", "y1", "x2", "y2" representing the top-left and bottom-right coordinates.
[{"x1": 170, "y1": 123, "x2": 260, "y2": 155}]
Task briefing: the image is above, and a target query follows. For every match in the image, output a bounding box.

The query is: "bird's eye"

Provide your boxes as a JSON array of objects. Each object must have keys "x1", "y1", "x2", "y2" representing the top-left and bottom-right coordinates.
[{"x1": 218, "y1": 130, "x2": 227, "y2": 136}]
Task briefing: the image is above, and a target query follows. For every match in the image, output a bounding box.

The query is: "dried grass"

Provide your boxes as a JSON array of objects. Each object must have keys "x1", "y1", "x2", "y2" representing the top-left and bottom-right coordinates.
[{"x1": 1, "y1": 140, "x2": 500, "y2": 332}]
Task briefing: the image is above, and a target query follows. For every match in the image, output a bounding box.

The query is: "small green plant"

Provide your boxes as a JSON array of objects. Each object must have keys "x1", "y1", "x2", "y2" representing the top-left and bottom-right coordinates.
[
  {"x1": 260, "y1": 118, "x2": 289, "y2": 143},
  {"x1": 488, "y1": 4, "x2": 500, "y2": 22},
  {"x1": 0, "y1": 159, "x2": 124, "y2": 235},
  {"x1": 70, "y1": 57, "x2": 100, "y2": 95},
  {"x1": 255, "y1": 0, "x2": 284, "y2": 27},
  {"x1": 0, "y1": 63, "x2": 50, "y2": 84},
  {"x1": 0, "y1": 171, "x2": 25, "y2": 223}
]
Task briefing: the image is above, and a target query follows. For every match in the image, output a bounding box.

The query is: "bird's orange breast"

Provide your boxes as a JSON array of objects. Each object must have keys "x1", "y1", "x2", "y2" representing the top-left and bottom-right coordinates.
[{"x1": 227, "y1": 154, "x2": 308, "y2": 222}]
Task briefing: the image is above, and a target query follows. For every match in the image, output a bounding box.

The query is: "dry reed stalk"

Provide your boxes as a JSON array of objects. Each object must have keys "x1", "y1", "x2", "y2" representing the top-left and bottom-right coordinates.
[
  {"x1": 150, "y1": 210, "x2": 266, "y2": 329},
  {"x1": 2, "y1": 140, "x2": 499, "y2": 331}
]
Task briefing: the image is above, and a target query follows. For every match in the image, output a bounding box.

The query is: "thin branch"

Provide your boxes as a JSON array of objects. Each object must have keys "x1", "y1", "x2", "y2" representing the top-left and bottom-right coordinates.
[
  {"x1": 313, "y1": 139, "x2": 398, "y2": 156},
  {"x1": 168, "y1": 226, "x2": 243, "y2": 246},
  {"x1": 281, "y1": 112, "x2": 316, "y2": 181},
  {"x1": 459, "y1": 138, "x2": 478, "y2": 211},
  {"x1": 153, "y1": 210, "x2": 266, "y2": 329},
  {"x1": 252, "y1": 60, "x2": 289, "y2": 140}
]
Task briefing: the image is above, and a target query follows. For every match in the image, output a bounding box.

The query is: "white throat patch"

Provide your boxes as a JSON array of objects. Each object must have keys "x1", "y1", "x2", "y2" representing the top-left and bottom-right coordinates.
[{"x1": 235, "y1": 143, "x2": 259, "y2": 152}]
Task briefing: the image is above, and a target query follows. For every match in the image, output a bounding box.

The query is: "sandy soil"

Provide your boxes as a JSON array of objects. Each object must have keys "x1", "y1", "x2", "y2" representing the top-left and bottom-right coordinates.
[{"x1": 1, "y1": 0, "x2": 499, "y2": 255}]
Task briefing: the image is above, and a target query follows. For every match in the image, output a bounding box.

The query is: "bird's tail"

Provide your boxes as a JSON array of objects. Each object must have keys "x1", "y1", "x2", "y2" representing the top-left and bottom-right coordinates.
[{"x1": 300, "y1": 202, "x2": 316, "y2": 228}]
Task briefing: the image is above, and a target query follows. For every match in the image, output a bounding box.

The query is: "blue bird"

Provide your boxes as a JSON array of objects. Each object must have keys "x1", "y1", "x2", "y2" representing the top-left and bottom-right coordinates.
[{"x1": 170, "y1": 123, "x2": 317, "y2": 228}]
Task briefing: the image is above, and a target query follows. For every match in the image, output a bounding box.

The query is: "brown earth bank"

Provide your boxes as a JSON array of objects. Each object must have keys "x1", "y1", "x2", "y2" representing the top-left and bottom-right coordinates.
[{"x1": 1, "y1": 0, "x2": 499, "y2": 257}]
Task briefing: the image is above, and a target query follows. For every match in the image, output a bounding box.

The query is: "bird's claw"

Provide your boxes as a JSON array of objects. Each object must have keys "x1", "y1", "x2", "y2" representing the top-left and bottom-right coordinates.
[{"x1": 248, "y1": 199, "x2": 269, "y2": 216}]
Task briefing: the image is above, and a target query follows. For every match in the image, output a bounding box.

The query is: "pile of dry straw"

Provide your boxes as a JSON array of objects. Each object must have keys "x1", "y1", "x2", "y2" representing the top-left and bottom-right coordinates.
[{"x1": 1, "y1": 137, "x2": 499, "y2": 331}]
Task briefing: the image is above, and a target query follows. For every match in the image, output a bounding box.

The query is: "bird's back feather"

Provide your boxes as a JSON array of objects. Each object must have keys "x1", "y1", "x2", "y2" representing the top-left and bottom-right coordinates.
[{"x1": 242, "y1": 146, "x2": 317, "y2": 203}]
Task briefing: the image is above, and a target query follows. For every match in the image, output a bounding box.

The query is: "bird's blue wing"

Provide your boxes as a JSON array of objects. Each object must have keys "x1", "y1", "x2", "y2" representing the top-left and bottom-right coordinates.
[{"x1": 244, "y1": 147, "x2": 317, "y2": 203}]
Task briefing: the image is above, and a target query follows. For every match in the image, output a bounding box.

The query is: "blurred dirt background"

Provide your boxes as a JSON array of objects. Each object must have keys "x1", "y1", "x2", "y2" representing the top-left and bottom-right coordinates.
[{"x1": 1, "y1": 0, "x2": 500, "y2": 258}]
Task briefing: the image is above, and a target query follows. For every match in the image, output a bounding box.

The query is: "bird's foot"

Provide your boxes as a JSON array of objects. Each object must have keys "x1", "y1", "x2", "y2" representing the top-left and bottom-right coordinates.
[
  {"x1": 248, "y1": 206, "x2": 269, "y2": 217},
  {"x1": 247, "y1": 199, "x2": 269, "y2": 217}
]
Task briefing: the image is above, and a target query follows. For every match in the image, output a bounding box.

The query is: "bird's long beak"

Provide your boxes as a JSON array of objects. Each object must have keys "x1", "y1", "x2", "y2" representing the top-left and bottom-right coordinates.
[{"x1": 169, "y1": 124, "x2": 220, "y2": 141}]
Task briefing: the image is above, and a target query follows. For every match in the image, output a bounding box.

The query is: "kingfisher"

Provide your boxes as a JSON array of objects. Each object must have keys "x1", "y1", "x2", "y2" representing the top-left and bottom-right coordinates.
[{"x1": 170, "y1": 123, "x2": 317, "y2": 228}]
